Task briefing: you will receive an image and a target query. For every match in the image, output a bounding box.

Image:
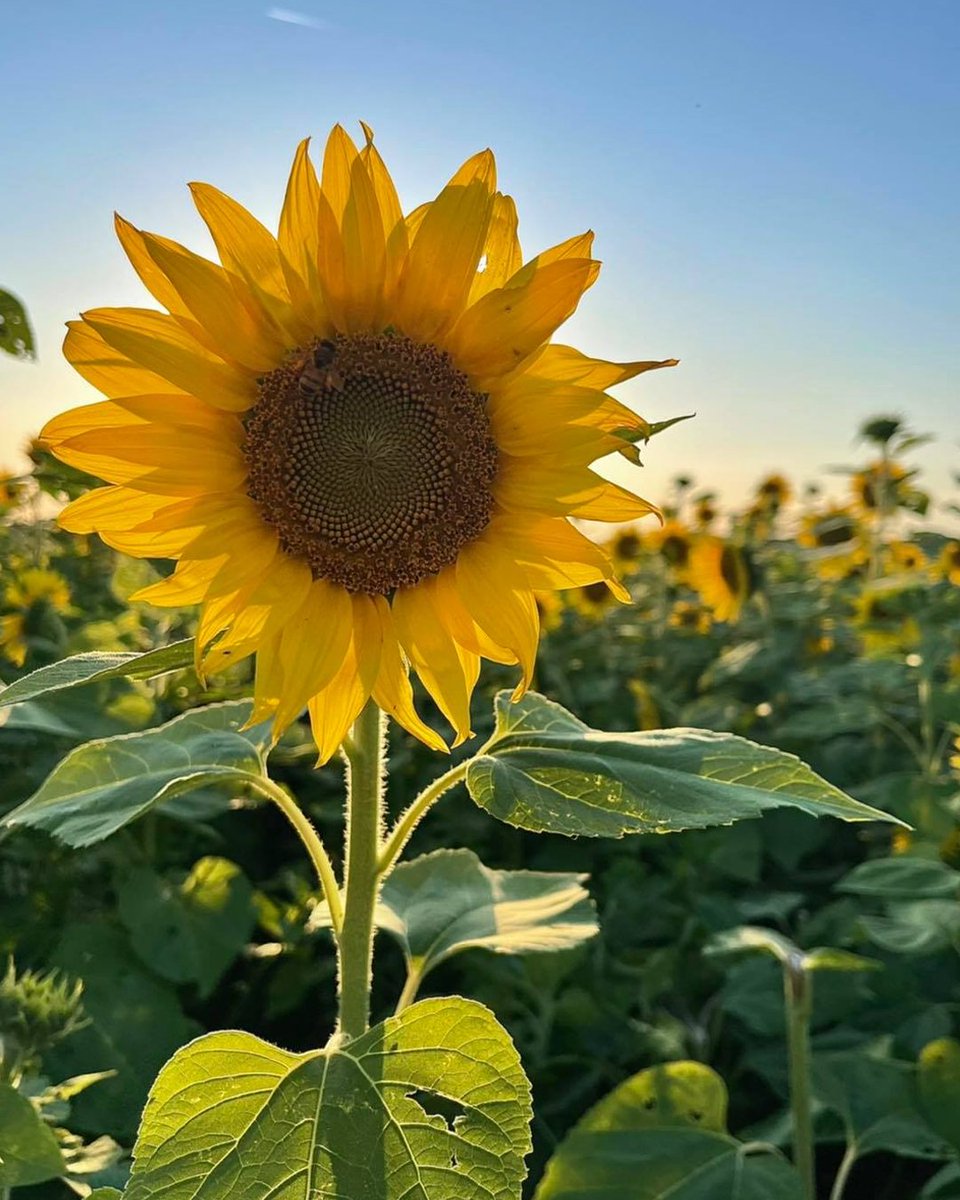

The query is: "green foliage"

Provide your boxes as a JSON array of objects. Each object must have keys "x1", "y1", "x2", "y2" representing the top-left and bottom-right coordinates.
[
  {"x1": 0, "y1": 1081, "x2": 65, "y2": 1187},
  {"x1": 535, "y1": 1061, "x2": 802, "y2": 1198},
  {"x1": 469, "y1": 691, "x2": 903, "y2": 837},
  {"x1": 2, "y1": 701, "x2": 269, "y2": 847},
  {"x1": 0, "y1": 641, "x2": 195, "y2": 708},
  {"x1": 123, "y1": 997, "x2": 531, "y2": 1200},
  {"x1": 0, "y1": 289, "x2": 35, "y2": 359}
]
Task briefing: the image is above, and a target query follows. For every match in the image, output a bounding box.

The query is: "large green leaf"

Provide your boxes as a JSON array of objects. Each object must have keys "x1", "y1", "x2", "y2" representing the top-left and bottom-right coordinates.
[
  {"x1": 0, "y1": 640, "x2": 194, "y2": 708},
  {"x1": 0, "y1": 1081, "x2": 65, "y2": 1187},
  {"x1": 1, "y1": 701, "x2": 268, "y2": 847},
  {"x1": 118, "y1": 857, "x2": 256, "y2": 997},
  {"x1": 534, "y1": 1061, "x2": 801, "y2": 1199},
  {"x1": 376, "y1": 850, "x2": 596, "y2": 972},
  {"x1": 86, "y1": 1190, "x2": 124, "y2": 1200},
  {"x1": 123, "y1": 997, "x2": 531, "y2": 1200},
  {"x1": 46, "y1": 924, "x2": 201, "y2": 1141},
  {"x1": 468, "y1": 692, "x2": 903, "y2": 838},
  {"x1": 860, "y1": 900, "x2": 960, "y2": 955}
]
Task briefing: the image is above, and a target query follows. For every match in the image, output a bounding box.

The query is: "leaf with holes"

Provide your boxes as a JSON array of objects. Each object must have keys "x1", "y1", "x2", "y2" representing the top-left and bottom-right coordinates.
[
  {"x1": 534, "y1": 1061, "x2": 802, "y2": 1199},
  {"x1": 469, "y1": 691, "x2": 904, "y2": 839},
  {"x1": 1, "y1": 701, "x2": 269, "y2": 847},
  {"x1": 0, "y1": 640, "x2": 195, "y2": 708},
  {"x1": 123, "y1": 996, "x2": 531, "y2": 1200}
]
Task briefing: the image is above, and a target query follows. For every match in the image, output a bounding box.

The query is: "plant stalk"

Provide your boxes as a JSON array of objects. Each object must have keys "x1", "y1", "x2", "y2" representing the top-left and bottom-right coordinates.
[
  {"x1": 378, "y1": 759, "x2": 470, "y2": 876},
  {"x1": 784, "y1": 956, "x2": 816, "y2": 1200},
  {"x1": 338, "y1": 701, "x2": 387, "y2": 1040}
]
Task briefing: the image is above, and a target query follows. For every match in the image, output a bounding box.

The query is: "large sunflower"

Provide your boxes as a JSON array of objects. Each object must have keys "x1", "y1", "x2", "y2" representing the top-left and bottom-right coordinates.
[{"x1": 42, "y1": 124, "x2": 674, "y2": 760}]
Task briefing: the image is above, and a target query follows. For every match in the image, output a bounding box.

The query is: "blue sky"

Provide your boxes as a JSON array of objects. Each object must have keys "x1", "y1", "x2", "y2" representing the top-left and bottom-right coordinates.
[{"x1": 2, "y1": 0, "x2": 958, "y2": 520}]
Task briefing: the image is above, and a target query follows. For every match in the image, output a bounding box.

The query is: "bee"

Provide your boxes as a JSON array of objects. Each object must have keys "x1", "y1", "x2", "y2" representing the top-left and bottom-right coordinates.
[{"x1": 298, "y1": 339, "x2": 344, "y2": 398}]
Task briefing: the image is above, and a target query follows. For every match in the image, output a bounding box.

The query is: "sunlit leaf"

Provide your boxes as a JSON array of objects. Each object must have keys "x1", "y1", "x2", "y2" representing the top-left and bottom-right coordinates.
[
  {"x1": 706, "y1": 926, "x2": 879, "y2": 974},
  {"x1": 0, "y1": 1081, "x2": 65, "y2": 1187},
  {"x1": 1, "y1": 701, "x2": 267, "y2": 848},
  {"x1": 123, "y1": 997, "x2": 531, "y2": 1200},
  {"x1": 468, "y1": 692, "x2": 904, "y2": 839},
  {"x1": 534, "y1": 1061, "x2": 801, "y2": 1199},
  {"x1": 118, "y1": 857, "x2": 256, "y2": 997},
  {"x1": 0, "y1": 640, "x2": 195, "y2": 708},
  {"x1": 0, "y1": 289, "x2": 35, "y2": 358},
  {"x1": 379, "y1": 849, "x2": 596, "y2": 980}
]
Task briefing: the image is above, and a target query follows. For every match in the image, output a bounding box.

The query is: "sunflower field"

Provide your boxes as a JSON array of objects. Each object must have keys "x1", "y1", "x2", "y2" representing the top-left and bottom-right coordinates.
[{"x1": 1, "y1": 134, "x2": 960, "y2": 1200}]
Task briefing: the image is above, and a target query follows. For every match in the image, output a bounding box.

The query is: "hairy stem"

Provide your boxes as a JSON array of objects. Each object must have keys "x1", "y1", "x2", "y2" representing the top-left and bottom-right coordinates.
[
  {"x1": 242, "y1": 772, "x2": 343, "y2": 935},
  {"x1": 394, "y1": 962, "x2": 425, "y2": 1015},
  {"x1": 784, "y1": 956, "x2": 816, "y2": 1200},
  {"x1": 338, "y1": 701, "x2": 387, "y2": 1040},
  {"x1": 378, "y1": 759, "x2": 469, "y2": 877}
]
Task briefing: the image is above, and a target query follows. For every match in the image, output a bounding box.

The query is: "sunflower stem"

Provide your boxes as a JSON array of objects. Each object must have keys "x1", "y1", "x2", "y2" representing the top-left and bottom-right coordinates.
[
  {"x1": 784, "y1": 956, "x2": 816, "y2": 1200},
  {"x1": 338, "y1": 700, "x2": 387, "y2": 1040}
]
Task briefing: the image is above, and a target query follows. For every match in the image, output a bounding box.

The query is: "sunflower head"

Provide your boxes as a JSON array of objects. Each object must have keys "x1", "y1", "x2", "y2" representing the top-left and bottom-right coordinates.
[
  {"x1": 687, "y1": 537, "x2": 754, "y2": 623},
  {"x1": 41, "y1": 124, "x2": 676, "y2": 760},
  {"x1": 0, "y1": 470, "x2": 26, "y2": 514},
  {"x1": 756, "y1": 473, "x2": 791, "y2": 508},
  {"x1": 692, "y1": 494, "x2": 717, "y2": 527},
  {"x1": 798, "y1": 506, "x2": 859, "y2": 550},
  {"x1": 939, "y1": 541, "x2": 960, "y2": 586},
  {"x1": 668, "y1": 600, "x2": 712, "y2": 634},
  {"x1": 885, "y1": 540, "x2": 927, "y2": 574}
]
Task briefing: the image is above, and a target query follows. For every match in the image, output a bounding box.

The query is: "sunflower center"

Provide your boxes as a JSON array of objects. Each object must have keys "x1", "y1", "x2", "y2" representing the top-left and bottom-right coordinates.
[{"x1": 244, "y1": 333, "x2": 498, "y2": 594}]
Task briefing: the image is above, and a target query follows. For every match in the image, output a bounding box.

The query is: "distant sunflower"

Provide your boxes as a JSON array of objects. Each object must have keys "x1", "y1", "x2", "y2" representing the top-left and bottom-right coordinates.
[
  {"x1": 798, "y1": 507, "x2": 859, "y2": 550},
  {"x1": 756, "y1": 473, "x2": 791, "y2": 508},
  {"x1": 668, "y1": 600, "x2": 712, "y2": 634},
  {"x1": 688, "y1": 537, "x2": 753, "y2": 622},
  {"x1": 569, "y1": 580, "x2": 618, "y2": 622},
  {"x1": 939, "y1": 542, "x2": 960, "y2": 586},
  {"x1": 885, "y1": 540, "x2": 927, "y2": 574},
  {"x1": 0, "y1": 470, "x2": 25, "y2": 513},
  {"x1": 852, "y1": 460, "x2": 909, "y2": 513},
  {"x1": 0, "y1": 568, "x2": 72, "y2": 668},
  {"x1": 692, "y1": 494, "x2": 717, "y2": 527},
  {"x1": 648, "y1": 520, "x2": 693, "y2": 575},
  {"x1": 608, "y1": 526, "x2": 644, "y2": 571},
  {"x1": 41, "y1": 125, "x2": 675, "y2": 759}
]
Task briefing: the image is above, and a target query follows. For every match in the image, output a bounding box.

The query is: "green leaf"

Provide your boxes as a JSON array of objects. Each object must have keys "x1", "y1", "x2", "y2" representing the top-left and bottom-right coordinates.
[
  {"x1": 706, "y1": 926, "x2": 879, "y2": 974},
  {"x1": 123, "y1": 997, "x2": 531, "y2": 1200},
  {"x1": 860, "y1": 900, "x2": 960, "y2": 955},
  {"x1": 468, "y1": 692, "x2": 904, "y2": 839},
  {"x1": 0, "y1": 1081, "x2": 66, "y2": 1187},
  {"x1": 86, "y1": 1190, "x2": 124, "y2": 1200},
  {"x1": 118, "y1": 857, "x2": 256, "y2": 997},
  {"x1": 918, "y1": 1039, "x2": 960, "y2": 1155},
  {"x1": 372, "y1": 849, "x2": 597, "y2": 980},
  {"x1": 1, "y1": 701, "x2": 268, "y2": 847},
  {"x1": 534, "y1": 1061, "x2": 802, "y2": 1199},
  {"x1": 0, "y1": 640, "x2": 195, "y2": 708},
  {"x1": 0, "y1": 288, "x2": 35, "y2": 359},
  {"x1": 838, "y1": 857, "x2": 960, "y2": 899},
  {"x1": 813, "y1": 1051, "x2": 952, "y2": 1161},
  {"x1": 46, "y1": 924, "x2": 201, "y2": 1141}
]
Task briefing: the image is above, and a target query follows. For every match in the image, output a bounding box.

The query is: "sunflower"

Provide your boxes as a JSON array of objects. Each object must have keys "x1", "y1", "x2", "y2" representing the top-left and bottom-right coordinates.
[
  {"x1": 885, "y1": 540, "x2": 927, "y2": 574},
  {"x1": 797, "y1": 506, "x2": 859, "y2": 550},
  {"x1": 41, "y1": 125, "x2": 675, "y2": 760},
  {"x1": 608, "y1": 526, "x2": 644, "y2": 571},
  {"x1": 0, "y1": 568, "x2": 72, "y2": 668},
  {"x1": 687, "y1": 537, "x2": 753, "y2": 622},
  {"x1": 647, "y1": 520, "x2": 693, "y2": 575},
  {"x1": 755, "y1": 473, "x2": 791, "y2": 508},
  {"x1": 939, "y1": 541, "x2": 960, "y2": 586},
  {"x1": 667, "y1": 600, "x2": 712, "y2": 634},
  {"x1": 0, "y1": 469, "x2": 26, "y2": 513},
  {"x1": 568, "y1": 580, "x2": 619, "y2": 622},
  {"x1": 851, "y1": 460, "x2": 919, "y2": 515},
  {"x1": 692, "y1": 494, "x2": 717, "y2": 527}
]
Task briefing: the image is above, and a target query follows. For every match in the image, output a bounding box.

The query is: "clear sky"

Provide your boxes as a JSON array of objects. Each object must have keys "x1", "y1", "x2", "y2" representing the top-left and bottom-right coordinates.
[{"x1": 2, "y1": 0, "x2": 958, "y2": 522}]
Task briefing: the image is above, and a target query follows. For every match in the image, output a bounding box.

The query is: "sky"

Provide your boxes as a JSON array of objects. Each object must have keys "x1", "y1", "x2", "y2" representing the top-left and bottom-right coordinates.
[{"x1": 2, "y1": 0, "x2": 958, "y2": 523}]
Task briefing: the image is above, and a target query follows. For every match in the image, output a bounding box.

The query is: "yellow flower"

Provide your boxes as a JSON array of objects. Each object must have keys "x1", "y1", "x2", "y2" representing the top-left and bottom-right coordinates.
[
  {"x1": 647, "y1": 520, "x2": 693, "y2": 575},
  {"x1": 852, "y1": 460, "x2": 910, "y2": 513},
  {"x1": 667, "y1": 600, "x2": 712, "y2": 634},
  {"x1": 40, "y1": 125, "x2": 675, "y2": 761},
  {"x1": 939, "y1": 541, "x2": 960, "y2": 586},
  {"x1": 568, "y1": 580, "x2": 618, "y2": 622},
  {"x1": 608, "y1": 526, "x2": 644, "y2": 571},
  {"x1": 797, "y1": 506, "x2": 859, "y2": 550},
  {"x1": 0, "y1": 469, "x2": 26, "y2": 513},
  {"x1": 687, "y1": 537, "x2": 753, "y2": 622},
  {"x1": 0, "y1": 568, "x2": 72, "y2": 668},
  {"x1": 756, "y1": 473, "x2": 791, "y2": 508},
  {"x1": 885, "y1": 540, "x2": 927, "y2": 574},
  {"x1": 692, "y1": 494, "x2": 717, "y2": 527}
]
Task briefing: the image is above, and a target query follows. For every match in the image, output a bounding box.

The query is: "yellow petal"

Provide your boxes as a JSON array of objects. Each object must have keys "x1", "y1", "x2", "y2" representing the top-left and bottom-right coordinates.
[
  {"x1": 392, "y1": 580, "x2": 479, "y2": 744},
  {"x1": 52, "y1": 425, "x2": 247, "y2": 494},
  {"x1": 131, "y1": 556, "x2": 225, "y2": 606},
  {"x1": 359, "y1": 123, "x2": 406, "y2": 299},
  {"x1": 277, "y1": 138, "x2": 327, "y2": 331},
  {"x1": 58, "y1": 486, "x2": 182, "y2": 534},
  {"x1": 42, "y1": 396, "x2": 240, "y2": 447},
  {"x1": 321, "y1": 125, "x2": 360, "y2": 224},
  {"x1": 393, "y1": 150, "x2": 496, "y2": 343},
  {"x1": 522, "y1": 344, "x2": 679, "y2": 388},
  {"x1": 272, "y1": 580, "x2": 353, "y2": 733},
  {"x1": 114, "y1": 215, "x2": 193, "y2": 320},
  {"x1": 369, "y1": 595, "x2": 447, "y2": 753},
  {"x1": 307, "y1": 593, "x2": 383, "y2": 763},
  {"x1": 62, "y1": 321, "x2": 187, "y2": 399},
  {"x1": 467, "y1": 193, "x2": 522, "y2": 306},
  {"x1": 456, "y1": 539, "x2": 539, "y2": 696},
  {"x1": 495, "y1": 456, "x2": 659, "y2": 521},
  {"x1": 448, "y1": 258, "x2": 600, "y2": 380},
  {"x1": 141, "y1": 232, "x2": 285, "y2": 370},
  {"x1": 494, "y1": 514, "x2": 627, "y2": 595},
  {"x1": 81, "y1": 309, "x2": 256, "y2": 412},
  {"x1": 188, "y1": 182, "x2": 303, "y2": 344},
  {"x1": 431, "y1": 566, "x2": 516, "y2": 665}
]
